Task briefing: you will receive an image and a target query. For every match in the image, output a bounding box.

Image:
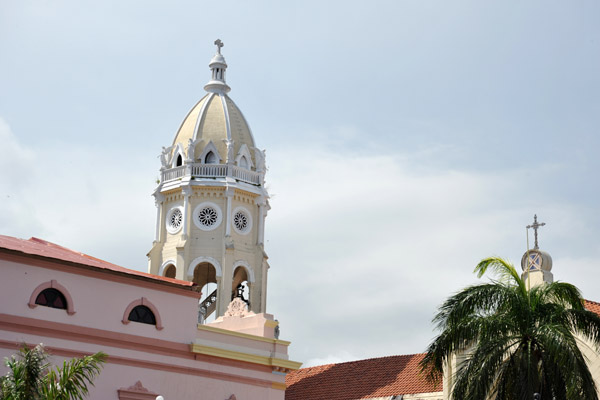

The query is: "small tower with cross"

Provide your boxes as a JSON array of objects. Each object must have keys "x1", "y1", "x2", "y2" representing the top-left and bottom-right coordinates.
[
  {"x1": 520, "y1": 214, "x2": 553, "y2": 287},
  {"x1": 204, "y1": 38, "x2": 230, "y2": 93}
]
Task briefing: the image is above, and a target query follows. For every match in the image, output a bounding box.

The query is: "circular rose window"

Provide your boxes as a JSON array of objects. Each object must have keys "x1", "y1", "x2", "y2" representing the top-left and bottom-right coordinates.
[
  {"x1": 198, "y1": 207, "x2": 218, "y2": 227},
  {"x1": 166, "y1": 207, "x2": 183, "y2": 234},
  {"x1": 193, "y1": 202, "x2": 222, "y2": 231},
  {"x1": 232, "y1": 207, "x2": 252, "y2": 235}
]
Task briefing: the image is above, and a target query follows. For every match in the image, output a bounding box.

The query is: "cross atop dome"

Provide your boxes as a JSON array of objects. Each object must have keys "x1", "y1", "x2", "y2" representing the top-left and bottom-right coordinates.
[
  {"x1": 527, "y1": 214, "x2": 546, "y2": 250},
  {"x1": 214, "y1": 39, "x2": 224, "y2": 54}
]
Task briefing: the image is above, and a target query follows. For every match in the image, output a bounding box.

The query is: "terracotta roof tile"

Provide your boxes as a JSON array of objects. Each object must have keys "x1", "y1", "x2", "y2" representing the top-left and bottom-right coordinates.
[
  {"x1": 585, "y1": 299, "x2": 600, "y2": 316},
  {"x1": 285, "y1": 353, "x2": 441, "y2": 400},
  {"x1": 0, "y1": 235, "x2": 194, "y2": 288}
]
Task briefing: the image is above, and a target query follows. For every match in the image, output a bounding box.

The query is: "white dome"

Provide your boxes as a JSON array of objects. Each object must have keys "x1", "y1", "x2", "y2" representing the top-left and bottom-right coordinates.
[{"x1": 171, "y1": 92, "x2": 256, "y2": 166}]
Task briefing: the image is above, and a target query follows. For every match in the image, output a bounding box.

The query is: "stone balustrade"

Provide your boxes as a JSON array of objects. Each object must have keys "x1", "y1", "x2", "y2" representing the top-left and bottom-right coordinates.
[{"x1": 161, "y1": 163, "x2": 262, "y2": 185}]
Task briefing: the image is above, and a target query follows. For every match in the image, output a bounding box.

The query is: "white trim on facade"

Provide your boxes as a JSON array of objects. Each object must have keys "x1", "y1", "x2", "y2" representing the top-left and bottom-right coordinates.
[{"x1": 187, "y1": 256, "x2": 223, "y2": 279}]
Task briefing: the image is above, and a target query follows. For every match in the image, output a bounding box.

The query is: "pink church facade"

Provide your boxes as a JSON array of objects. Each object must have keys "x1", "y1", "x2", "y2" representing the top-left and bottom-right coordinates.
[{"x1": 0, "y1": 235, "x2": 300, "y2": 400}]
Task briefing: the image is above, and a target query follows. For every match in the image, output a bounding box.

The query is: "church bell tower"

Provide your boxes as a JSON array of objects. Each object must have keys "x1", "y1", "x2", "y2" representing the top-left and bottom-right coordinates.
[{"x1": 148, "y1": 40, "x2": 270, "y2": 321}]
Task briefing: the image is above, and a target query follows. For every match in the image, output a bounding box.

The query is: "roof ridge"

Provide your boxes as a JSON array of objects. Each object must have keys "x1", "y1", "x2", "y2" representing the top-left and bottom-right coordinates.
[
  {"x1": 30, "y1": 237, "x2": 83, "y2": 254},
  {"x1": 304, "y1": 352, "x2": 427, "y2": 370},
  {"x1": 29, "y1": 237, "x2": 128, "y2": 269}
]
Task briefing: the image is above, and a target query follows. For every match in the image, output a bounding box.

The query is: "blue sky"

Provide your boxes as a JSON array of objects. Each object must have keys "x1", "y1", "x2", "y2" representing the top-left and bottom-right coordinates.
[{"x1": 2, "y1": 1, "x2": 600, "y2": 366}]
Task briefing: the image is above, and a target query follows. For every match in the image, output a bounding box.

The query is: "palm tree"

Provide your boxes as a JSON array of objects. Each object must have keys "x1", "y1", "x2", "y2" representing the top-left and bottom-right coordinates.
[
  {"x1": 420, "y1": 257, "x2": 600, "y2": 400},
  {"x1": 0, "y1": 344, "x2": 106, "y2": 400}
]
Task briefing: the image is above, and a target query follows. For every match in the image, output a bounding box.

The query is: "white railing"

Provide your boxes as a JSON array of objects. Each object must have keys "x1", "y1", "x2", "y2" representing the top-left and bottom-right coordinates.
[
  {"x1": 161, "y1": 163, "x2": 262, "y2": 186},
  {"x1": 192, "y1": 164, "x2": 228, "y2": 177},
  {"x1": 162, "y1": 165, "x2": 185, "y2": 181},
  {"x1": 230, "y1": 165, "x2": 261, "y2": 185}
]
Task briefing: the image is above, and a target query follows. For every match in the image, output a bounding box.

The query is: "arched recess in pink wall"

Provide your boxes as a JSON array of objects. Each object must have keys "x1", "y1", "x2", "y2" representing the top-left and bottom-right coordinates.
[
  {"x1": 122, "y1": 297, "x2": 164, "y2": 330},
  {"x1": 28, "y1": 280, "x2": 76, "y2": 315}
]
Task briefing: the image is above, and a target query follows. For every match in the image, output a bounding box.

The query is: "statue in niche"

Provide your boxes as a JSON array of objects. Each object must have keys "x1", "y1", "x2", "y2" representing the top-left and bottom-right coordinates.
[
  {"x1": 223, "y1": 139, "x2": 235, "y2": 164},
  {"x1": 159, "y1": 145, "x2": 174, "y2": 168},
  {"x1": 186, "y1": 138, "x2": 200, "y2": 162},
  {"x1": 254, "y1": 148, "x2": 266, "y2": 172}
]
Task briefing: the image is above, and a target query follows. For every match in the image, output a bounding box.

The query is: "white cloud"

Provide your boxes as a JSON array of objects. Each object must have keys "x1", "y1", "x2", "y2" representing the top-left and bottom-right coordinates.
[
  {"x1": 0, "y1": 117, "x2": 155, "y2": 269},
  {"x1": 264, "y1": 141, "x2": 598, "y2": 364},
  {"x1": 0, "y1": 118, "x2": 40, "y2": 235},
  {"x1": 0, "y1": 118, "x2": 35, "y2": 185}
]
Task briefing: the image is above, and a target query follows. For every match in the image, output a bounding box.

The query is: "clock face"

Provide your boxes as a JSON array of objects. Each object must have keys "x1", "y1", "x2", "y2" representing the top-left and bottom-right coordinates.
[{"x1": 528, "y1": 253, "x2": 541, "y2": 270}]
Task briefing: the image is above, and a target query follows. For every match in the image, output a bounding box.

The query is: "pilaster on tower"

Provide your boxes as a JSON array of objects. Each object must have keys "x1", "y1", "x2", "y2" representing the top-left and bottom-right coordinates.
[{"x1": 147, "y1": 40, "x2": 270, "y2": 322}]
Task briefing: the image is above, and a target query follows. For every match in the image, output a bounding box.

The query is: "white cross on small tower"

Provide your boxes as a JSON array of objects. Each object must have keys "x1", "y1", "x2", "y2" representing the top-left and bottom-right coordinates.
[
  {"x1": 526, "y1": 214, "x2": 546, "y2": 250},
  {"x1": 214, "y1": 39, "x2": 224, "y2": 54}
]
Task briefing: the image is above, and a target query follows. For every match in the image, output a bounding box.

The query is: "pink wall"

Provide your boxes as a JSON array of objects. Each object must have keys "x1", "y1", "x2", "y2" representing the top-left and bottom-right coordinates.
[{"x1": 0, "y1": 253, "x2": 290, "y2": 400}]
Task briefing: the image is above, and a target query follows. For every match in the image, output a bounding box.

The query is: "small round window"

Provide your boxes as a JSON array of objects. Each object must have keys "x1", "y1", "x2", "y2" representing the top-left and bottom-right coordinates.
[
  {"x1": 166, "y1": 207, "x2": 183, "y2": 234},
  {"x1": 193, "y1": 202, "x2": 222, "y2": 231},
  {"x1": 232, "y1": 207, "x2": 252, "y2": 235}
]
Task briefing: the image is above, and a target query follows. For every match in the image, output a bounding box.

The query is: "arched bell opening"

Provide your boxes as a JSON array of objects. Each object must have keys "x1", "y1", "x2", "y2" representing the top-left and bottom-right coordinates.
[
  {"x1": 232, "y1": 266, "x2": 250, "y2": 307},
  {"x1": 194, "y1": 262, "x2": 218, "y2": 323},
  {"x1": 163, "y1": 264, "x2": 176, "y2": 279}
]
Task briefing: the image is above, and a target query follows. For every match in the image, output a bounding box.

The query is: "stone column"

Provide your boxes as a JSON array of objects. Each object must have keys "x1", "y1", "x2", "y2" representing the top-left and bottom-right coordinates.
[
  {"x1": 181, "y1": 186, "x2": 192, "y2": 240},
  {"x1": 225, "y1": 187, "x2": 234, "y2": 237},
  {"x1": 154, "y1": 193, "x2": 164, "y2": 242}
]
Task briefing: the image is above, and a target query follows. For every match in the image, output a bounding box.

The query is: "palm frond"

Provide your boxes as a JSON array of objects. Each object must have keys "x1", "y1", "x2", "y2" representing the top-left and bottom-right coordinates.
[
  {"x1": 474, "y1": 256, "x2": 526, "y2": 294},
  {"x1": 42, "y1": 352, "x2": 106, "y2": 400}
]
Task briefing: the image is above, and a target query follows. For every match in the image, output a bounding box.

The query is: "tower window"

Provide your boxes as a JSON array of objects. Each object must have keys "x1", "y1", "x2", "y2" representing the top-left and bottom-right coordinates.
[
  {"x1": 198, "y1": 206, "x2": 219, "y2": 227},
  {"x1": 232, "y1": 206, "x2": 252, "y2": 235},
  {"x1": 205, "y1": 151, "x2": 217, "y2": 164},
  {"x1": 176, "y1": 154, "x2": 183, "y2": 167},
  {"x1": 192, "y1": 202, "x2": 222, "y2": 231},
  {"x1": 35, "y1": 288, "x2": 67, "y2": 310},
  {"x1": 128, "y1": 305, "x2": 156, "y2": 325},
  {"x1": 166, "y1": 207, "x2": 183, "y2": 234}
]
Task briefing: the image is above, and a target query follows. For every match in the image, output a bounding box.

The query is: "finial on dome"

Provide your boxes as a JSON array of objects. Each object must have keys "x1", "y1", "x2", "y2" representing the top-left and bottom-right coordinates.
[
  {"x1": 526, "y1": 214, "x2": 546, "y2": 250},
  {"x1": 204, "y1": 39, "x2": 231, "y2": 94},
  {"x1": 214, "y1": 39, "x2": 224, "y2": 54}
]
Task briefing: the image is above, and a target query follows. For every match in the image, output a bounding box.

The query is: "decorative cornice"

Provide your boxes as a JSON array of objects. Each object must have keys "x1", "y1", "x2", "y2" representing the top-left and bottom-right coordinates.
[{"x1": 190, "y1": 343, "x2": 302, "y2": 371}]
